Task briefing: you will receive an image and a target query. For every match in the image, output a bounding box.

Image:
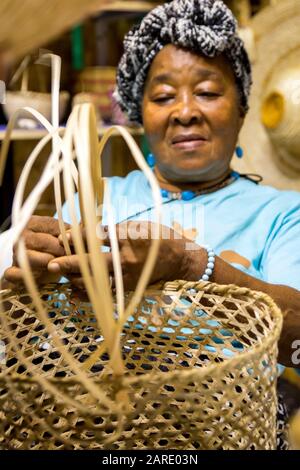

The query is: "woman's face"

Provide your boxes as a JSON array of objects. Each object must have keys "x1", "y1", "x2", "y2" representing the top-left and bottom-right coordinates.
[{"x1": 142, "y1": 45, "x2": 244, "y2": 183}]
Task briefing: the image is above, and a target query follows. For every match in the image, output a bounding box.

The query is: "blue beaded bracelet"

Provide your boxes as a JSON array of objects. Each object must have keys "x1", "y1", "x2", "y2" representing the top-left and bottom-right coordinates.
[{"x1": 201, "y1": 245, "x2": 215, "y2": 282}]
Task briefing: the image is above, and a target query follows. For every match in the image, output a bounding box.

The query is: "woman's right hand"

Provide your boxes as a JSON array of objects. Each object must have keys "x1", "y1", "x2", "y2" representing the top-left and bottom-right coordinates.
[{"x1": 3, "y1": 215, "x2": 69, "y2": 288}]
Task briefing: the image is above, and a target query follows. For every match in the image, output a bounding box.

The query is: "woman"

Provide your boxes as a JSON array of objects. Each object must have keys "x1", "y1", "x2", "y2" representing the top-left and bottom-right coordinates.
[{"x1": 2, "y1": 0, "x2": 300, "y2": 448}]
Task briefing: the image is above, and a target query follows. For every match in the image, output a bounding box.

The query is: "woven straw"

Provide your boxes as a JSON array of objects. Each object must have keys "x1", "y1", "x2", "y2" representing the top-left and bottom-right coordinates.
[
  {"x1": 0, "y1": 280, "x2": 282, "y2": 450},
  {"x1": 0, "y1": 0, "x2": 111, "y2": 62},
  {"x1": 0, "y1": 51, "x2": 283, "y2": 450}
]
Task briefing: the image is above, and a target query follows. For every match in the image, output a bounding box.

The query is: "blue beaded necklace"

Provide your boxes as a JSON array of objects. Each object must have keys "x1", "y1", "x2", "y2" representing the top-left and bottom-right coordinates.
[
  {"x1": 159, "y1": 170, "x2": 240, "y2": 201},
  {"x1": 146, "y1": 152, "x2": 241, "y2": 201},
  {"x1": 120, "y1": 167, "x2": 240, "y2": 224}
]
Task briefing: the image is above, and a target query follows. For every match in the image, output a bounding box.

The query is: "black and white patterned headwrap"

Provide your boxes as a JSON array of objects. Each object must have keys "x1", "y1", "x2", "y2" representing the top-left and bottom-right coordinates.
[{"x1": 115, "y1": 0, "x2": 252, "y2": 123}]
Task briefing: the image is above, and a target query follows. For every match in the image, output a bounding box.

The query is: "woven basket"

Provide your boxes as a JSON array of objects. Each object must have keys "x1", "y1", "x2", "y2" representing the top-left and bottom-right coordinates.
[
  {"x1": 0, "y1": 280, "x2": 282, "y2": 450},
  {"x1": 3, "y1": 55, "x2": 69, "y2": 127},
  {"x1": 75, "y1": 67, "x2": 116, "y2": 122},
  {"x1": 0, "y1": 66, "x2": 283, "y2": 450},
  {"x1": 3, "y1": 90, "x2": 70, "y2": 126}
]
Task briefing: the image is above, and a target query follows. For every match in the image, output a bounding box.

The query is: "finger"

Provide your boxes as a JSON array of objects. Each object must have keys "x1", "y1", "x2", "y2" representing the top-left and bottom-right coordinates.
[
  {"x1": 58, "y1": 230, "x2": 72, "y2": 246},
  {"x1": 19, "y1": 232, "x2": 65, "y2": 257},
  {"x1": 47, "y1": 255, "x2": 81, "y2": 274},
  {"x1": 48, "y1": 252, "x2": 113, "y2": 276},
  {"x1": 3, "y1": 266, "x2": 44, "y2": 284},
  {"x1": 3, "y1": 267, "x2": 51, "y2": 288},
  {"x1": 26, "y1": 215, "x2": 70, "y2": 237},
  {"x1": 13, "y1": 250, "x2": 55, "y2": 269},
  {"x1": 1, "y1": 277, "x2": 18, "y2": 290},
  {"x1": 58, "y1": 226, "x2": 88, "y2": 248},
  {"x1": 4, "y1": 266, "x2": 24, "y2": 283}
]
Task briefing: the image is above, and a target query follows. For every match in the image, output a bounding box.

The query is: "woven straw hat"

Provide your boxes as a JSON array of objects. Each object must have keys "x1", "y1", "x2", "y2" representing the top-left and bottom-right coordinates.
[{"x1": 233, "y1": 0, "x2": 300, "y2": 191}]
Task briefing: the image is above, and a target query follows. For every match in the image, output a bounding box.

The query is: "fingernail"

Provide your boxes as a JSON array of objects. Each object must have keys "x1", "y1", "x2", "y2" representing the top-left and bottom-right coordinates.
[{"x1": 48, "y1": 263, "x2": 60, "y2": 273}]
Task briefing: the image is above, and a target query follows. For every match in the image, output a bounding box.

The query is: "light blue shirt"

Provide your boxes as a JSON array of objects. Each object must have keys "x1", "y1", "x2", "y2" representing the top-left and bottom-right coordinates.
[
  {"x1": 60, "y1": 170, "x2": 300, "y2": 375},
  {"x1": 61, "y1": 170, "x2": 300, "y2": 292}
]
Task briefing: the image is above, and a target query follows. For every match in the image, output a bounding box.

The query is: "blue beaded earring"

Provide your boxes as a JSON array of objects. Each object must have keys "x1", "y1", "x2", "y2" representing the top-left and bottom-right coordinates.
[
  {"x1": 235, "y1": 146, "x2": 244, "y2": 159},
  {"x1": 146, "y1": 153, "x2": 156, "y2": 168}
]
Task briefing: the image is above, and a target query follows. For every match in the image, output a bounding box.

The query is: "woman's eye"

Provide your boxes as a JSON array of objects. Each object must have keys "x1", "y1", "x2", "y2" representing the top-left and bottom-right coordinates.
[
  {"x1": 197, "y1": 91, "x2": 220, "y2": 98},
  {"x1": 152, "y1": 95, "x2": 174, "y2": 103}
]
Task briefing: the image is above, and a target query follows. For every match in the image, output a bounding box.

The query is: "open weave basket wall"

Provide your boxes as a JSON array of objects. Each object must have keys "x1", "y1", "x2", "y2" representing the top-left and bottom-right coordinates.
[{"x1": 0, "y1": 280, "x2": 282, "y2": 450}]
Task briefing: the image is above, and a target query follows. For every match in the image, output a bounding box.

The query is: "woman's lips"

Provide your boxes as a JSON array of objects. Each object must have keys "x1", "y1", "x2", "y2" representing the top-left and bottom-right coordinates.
[
  {"x1": 171, "y1": 138, "x2": 208, "y2": 150},
  {"x1": 171, "y1": 133, "x2": 208, "y2": 151}
]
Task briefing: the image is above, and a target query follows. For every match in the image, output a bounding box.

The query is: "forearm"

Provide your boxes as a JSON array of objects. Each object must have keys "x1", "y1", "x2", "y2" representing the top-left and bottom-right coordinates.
[{"x1": 184, "y1": 246, "x2": 300, "y2": 367}]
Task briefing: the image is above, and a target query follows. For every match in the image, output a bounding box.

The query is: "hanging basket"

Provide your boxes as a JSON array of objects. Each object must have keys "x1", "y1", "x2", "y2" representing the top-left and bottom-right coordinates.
[{"x1": 0, "y1": 280, "x2": 282, "y2": 450}]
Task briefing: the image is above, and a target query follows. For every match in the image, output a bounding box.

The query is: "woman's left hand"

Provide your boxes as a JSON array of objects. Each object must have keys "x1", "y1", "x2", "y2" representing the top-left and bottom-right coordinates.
[{"x1": 48, "y1": 221, "x2": 205, "y2": 290}]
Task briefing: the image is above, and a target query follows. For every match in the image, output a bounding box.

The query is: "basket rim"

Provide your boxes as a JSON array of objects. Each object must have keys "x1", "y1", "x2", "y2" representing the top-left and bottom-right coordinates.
[{"x1": 0, "y1": 280, "x2": 283, "y2": 387}]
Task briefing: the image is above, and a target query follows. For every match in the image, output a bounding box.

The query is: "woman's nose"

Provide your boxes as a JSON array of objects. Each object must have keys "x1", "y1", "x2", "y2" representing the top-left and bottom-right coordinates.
[{"x1": 170, "y1": 94, "x2": 203, "y2": 125}]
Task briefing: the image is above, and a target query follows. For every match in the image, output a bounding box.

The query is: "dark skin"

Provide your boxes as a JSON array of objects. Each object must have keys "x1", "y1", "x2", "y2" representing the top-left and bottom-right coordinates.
[
  {"x1": 3, "y1": 45, "x2": 300, "y2": 367},
  {"x1": 142, "y1": 45, "x2": 244, "y2": 184}
]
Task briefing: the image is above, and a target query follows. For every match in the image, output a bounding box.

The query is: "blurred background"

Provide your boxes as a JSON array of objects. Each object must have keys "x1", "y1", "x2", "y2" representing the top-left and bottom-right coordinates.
[{"x1": 1, "y1": 0, "x2": 287, "y2": 224}]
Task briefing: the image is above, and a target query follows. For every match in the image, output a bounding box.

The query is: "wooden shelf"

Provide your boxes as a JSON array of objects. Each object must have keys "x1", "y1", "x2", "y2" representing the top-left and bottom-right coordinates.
[{"x1": 0, "y1": 126, "x2": 144, "y2": 141}]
